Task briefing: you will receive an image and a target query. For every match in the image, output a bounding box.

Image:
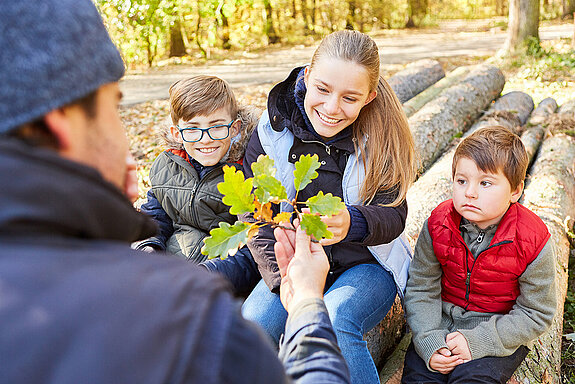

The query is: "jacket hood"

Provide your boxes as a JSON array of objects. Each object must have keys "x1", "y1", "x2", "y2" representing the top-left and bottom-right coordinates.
[
  {"x1": 161, "y1": 105, "x2": 261, "y2": 163},
  {"x1": 0, "y1": 139, "x2": 157, "y2": 242}
]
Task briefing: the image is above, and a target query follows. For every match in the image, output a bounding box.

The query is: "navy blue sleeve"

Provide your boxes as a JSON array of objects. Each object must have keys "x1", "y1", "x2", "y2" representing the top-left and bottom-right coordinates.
[
  {"x1": 201, "y1": 246, "x2": 261, "y2": 296},
  {"x1": 279, "y1": 298, "x2": 351, "y2": 383},
  {"x1": 342, "y1": 205, "x2": 368, "y2": 243},
  {"x1": 354, "y1": 187, "x2": 407, "y2": 245},
  {"x1": 218, "y1": 306, "x2": 289, "y2": 384},
  {"x1": 135, "y1": 189, "x2": 174, "y2": 250}
]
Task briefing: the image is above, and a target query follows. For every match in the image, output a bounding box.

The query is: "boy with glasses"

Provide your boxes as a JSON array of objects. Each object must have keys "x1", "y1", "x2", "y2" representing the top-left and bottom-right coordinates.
[{"x1": 135, "y1": 76, "x2": 260, "y2": 293}]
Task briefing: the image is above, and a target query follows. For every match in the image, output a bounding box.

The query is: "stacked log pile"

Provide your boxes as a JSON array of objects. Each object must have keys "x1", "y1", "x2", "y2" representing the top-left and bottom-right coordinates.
[
  {"x1": 511, "y1": 102, "x2": 575, "y2": 384},
  {"x1": 359, "y1": 61, "x2": 574, "y2": 384},
  {"x1": 387, "y1": 59, "x2": 445, "y2": 104},
  {"x1": 409, "y1": 64, "x2": 505, "y2": 172}
]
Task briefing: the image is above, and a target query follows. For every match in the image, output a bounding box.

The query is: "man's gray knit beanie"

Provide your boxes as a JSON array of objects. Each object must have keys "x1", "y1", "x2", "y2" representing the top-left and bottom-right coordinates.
[{"x1": 0, "y1": 0, "x2": 125, "y2": 133}]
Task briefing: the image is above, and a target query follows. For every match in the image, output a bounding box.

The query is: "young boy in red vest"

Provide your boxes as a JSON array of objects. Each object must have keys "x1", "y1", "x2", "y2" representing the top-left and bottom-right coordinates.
[{"x1": 401, "y1": 126, "x2": 557, "y2": 383}]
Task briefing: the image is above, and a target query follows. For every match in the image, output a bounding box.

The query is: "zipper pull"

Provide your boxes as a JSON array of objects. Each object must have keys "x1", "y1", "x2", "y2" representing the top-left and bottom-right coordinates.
[
  {"x1": 465, "y1": 272, "x2": 471, "y2": 300},
  {"x1": 325, "y1": 145, "x2": 331, "y2": 155},
  {"x1": 476, "y1": 231, "x2": 485, "y2": 243}
]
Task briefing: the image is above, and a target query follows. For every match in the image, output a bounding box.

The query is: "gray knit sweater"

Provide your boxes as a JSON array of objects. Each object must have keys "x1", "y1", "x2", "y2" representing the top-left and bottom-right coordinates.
[{"x1": 404, "y1": 218, "x2": 557, "y2": 371}]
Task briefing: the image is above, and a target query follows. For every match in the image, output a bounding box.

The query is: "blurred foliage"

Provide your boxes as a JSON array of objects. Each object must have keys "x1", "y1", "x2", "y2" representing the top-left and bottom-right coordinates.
[
  {"x1": 498, "y1": 38, "x2": 575, "y2": 105},
  {"x1": 95, "y1": 0, "x2": 570, "y2": 69}
]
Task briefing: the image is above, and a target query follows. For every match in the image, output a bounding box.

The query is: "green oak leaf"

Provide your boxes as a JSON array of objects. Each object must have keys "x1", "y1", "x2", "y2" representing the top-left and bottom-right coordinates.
[
  {"x1": 251, "y1": 155, "x2": 276, "y2": 178},
  {"x1": 254, "y1": 174, "x2": 287, "y2": 204},
  {"x1": 218, "y1": 165, "x2": 255, "y2": 214},
  {"x1": 305, "y1": 192, "x2": 345, "y2": 216},
  {"x1": 202, "y1": 221, "x2": 252, "y2": 259},
  {"x1": 293, "y1": 154, "x2": 321, "y2": 192},
  {"x1": 300, "y1": 213, "x2": 332, "y2": 241}
]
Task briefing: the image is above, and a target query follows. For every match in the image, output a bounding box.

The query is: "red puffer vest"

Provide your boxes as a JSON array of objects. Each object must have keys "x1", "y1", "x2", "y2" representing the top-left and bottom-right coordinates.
[{"x1": 428, "y1": 200, "x2": 550, "y2": 314}]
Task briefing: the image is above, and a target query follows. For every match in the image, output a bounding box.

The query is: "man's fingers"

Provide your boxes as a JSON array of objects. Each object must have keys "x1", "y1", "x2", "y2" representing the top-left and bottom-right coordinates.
[{"x1": 294, "y1": 226, "x2": 312, "y2": 252}]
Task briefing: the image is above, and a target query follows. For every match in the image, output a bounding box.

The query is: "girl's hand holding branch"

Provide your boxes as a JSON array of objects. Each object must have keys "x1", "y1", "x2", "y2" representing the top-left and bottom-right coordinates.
[{"x1": 301, "y1": 207, "x2": 351, "y2": 246}]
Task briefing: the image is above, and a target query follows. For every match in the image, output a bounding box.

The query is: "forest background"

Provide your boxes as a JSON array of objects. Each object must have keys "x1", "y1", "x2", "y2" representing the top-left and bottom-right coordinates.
[
  {"x1": 96, "y1": 0, "x2": 574, "y2": 68},
  {"x1": 95, "y1": 0, "x2": 575, "y2": 381}
]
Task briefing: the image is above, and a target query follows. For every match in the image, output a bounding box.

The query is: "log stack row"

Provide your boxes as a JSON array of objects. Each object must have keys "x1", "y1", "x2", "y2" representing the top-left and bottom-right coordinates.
[{"x1": 360, "y1": 60, "x2": 574, "y2": 384}]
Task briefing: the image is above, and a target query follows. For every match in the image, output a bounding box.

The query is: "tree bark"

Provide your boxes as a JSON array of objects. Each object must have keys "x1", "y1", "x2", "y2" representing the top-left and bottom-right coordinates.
[
  {"x1": 563, "y1": 0, "x2": 575, "y2": 18},
  {"x1": 346, "y1": 0, "x2": 357, "y2": 30},
  {"x1": 216, "y1": 2, "x2": 231, "y2": 50},
  {"x1": 403, "y1": 66, "x2": 470, "y2": 117},
  {"x1": 502, "y1": 0, "x2": 540, "y2": 55},
  {"x1": 169, "y1": 18, "x2": 187, "y2": 57},
  {"x1": 521, "y1": 98, "x2": 558, "y2": 165},
  {"x1": 300, "y1": 0, "x2": 312, "y2": 35},
  {"x1": 405, "y1": 0, "x2": 428, "y2": 27},
  {"x1": 409, "y1": 64, "x2": 505, "y2": 173},
  {"x1": 387, "y1": 59, "x2": 445, "y2": 104},
  {"x1": 496, "y1": 0, "x2": 508, "y2": 16},
  {"x1": 263, "y1": 0, "x2": 280, "y2": 44},
  {"x1": 512, "y1": 102, "x2": 575, "y2": 383}
]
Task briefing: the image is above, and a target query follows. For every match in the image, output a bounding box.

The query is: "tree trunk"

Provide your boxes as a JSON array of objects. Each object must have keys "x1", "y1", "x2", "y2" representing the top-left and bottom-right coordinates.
[
  {"x1": 263, "y1": 0, "x2": 280, "y2": 44},
  {"x1": 169, "y1": 18, "x2": 187, "y2": 57},
  {"x1": 300, "y1": 0, "x2": 312, "y2": 35},
  {"x1": 496, "y1": 0, "x2": 507, "y2": 16},
  {"x1": 513, "y1": 102, "x2": 575, "y2": 383},
  {"x1": 346, "y1": 0, "x2": 357, "y2": 30},
  {"x1": 563, "y1": 0, "x2": 575, "y2": 18},
  {"x1": 502, "y1": 0, "x2": 540, "y2": 55},
  {"x1": 219, "y1": 6, "x2": 231, "y2": 50},
  {"x1": 194, "y1": 10, "x2": 207, "y2": 59},
  {"x1": 311, "y1": 0, "x2": 317, "y2": 29},
  {"x1": 405, "y1": 0, "x2": 428, "y2": 27},
  {"x1": 405, "y1": 91, "x2": 535, "y2": 243},
  {"x1": 403, "y1": 66, "x2": 470, "y2": 117},
  {"x1": 409, "y1": 64, "x2": 505, "y2": 173}
]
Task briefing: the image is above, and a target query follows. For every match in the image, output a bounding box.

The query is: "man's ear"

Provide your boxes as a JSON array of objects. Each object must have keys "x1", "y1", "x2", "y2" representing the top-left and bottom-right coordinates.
[
  {"x1": 510, "y1": 180, "x2": 524, "y2": 203},
  {"x1": 43, "y1": 107, "x2": 75, "y2": 153}
]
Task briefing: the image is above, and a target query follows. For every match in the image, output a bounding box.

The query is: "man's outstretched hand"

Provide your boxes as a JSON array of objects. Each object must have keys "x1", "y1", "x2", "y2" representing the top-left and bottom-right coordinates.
[{"x1": 274, "y1": 223, "x2": 329, "y2": 313}]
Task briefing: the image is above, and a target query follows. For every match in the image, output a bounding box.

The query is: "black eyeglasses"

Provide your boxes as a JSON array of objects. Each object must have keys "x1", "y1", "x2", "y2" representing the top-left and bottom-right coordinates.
[{"x1": 177, "y1": 120, "x2": 236, "y2": 143}]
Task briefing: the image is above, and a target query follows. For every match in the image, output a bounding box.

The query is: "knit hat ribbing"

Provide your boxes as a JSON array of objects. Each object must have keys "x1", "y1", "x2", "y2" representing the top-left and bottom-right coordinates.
[{"x1": 0, "y1": 0, "x2": 125, "y2": 133}]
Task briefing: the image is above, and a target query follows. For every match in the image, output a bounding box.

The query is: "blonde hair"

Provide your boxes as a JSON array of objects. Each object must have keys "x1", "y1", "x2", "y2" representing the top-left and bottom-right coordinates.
[
  {"x1": 310, "y1": 30, "x2": 416, "y2": 206},
  {"x1": 453, "y1": 126, "x2": 528, "y2": 190},
  {"x1": 169, "y1": 75, "x2": 238, "y2": 125}
]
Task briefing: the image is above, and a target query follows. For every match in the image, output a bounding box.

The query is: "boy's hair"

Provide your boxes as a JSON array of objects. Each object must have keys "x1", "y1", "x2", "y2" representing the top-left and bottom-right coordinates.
[
  {"x1": 169, "y1": 76, "x2": 238, "y2": 125},
  {"x1": 452, "y1": 126, "x2": 528, "y2": 190}
]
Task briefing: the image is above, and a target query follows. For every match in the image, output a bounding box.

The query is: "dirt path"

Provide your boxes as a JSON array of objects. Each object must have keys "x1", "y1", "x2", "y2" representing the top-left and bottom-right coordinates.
[{"x1": 119, "y1": 22, "x2": 573, "y2": 106}]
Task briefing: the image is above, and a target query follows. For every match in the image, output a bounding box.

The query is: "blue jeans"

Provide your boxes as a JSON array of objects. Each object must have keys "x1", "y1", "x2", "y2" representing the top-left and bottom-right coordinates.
[{"x1": 242, "y1": 263, "x2": 397, "y2": 384}]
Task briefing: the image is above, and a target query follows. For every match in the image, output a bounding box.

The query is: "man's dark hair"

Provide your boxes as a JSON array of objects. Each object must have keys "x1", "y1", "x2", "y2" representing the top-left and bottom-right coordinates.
[{"x1": 7, "y1": 90, "x2": 98, "y2": 149}]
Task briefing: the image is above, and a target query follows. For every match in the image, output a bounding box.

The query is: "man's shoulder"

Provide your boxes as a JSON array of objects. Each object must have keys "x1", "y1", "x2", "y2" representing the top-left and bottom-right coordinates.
[{"x1": 0, "y1": 242, "x2": 238, "y2": 383}]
